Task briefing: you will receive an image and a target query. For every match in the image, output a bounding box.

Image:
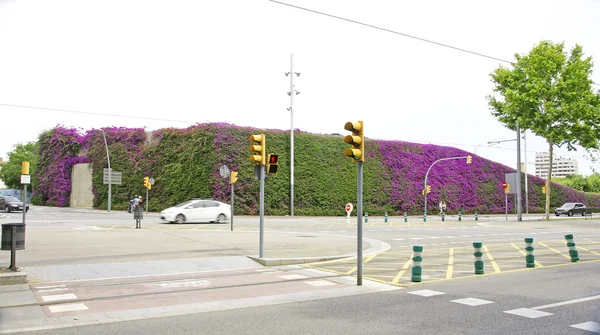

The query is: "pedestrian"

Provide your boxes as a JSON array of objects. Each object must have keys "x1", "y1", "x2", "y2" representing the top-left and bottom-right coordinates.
[
  {"x1": 442, "y1": 201, "x2": 447, "y2": 214},
  {"x1": 439, "y1": 201, "x2": 443, "y2": 216}
]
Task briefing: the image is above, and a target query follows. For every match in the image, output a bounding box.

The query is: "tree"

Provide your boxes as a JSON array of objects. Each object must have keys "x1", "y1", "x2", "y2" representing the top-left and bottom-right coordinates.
[
  {"x1": 0, "y1": 142, "x2": 39, "y2": 189},
  {"x1": 487, "y1": 41, "x2": 600, "y2": 220}
]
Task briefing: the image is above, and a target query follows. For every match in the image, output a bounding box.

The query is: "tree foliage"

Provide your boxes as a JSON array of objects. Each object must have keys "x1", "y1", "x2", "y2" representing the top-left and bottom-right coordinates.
[
  {"x1": 0, "y1": 142, "x2": 39, "y2": 189},
  {"x1": 487, "y1": 41, "x2": 600, "y2": 219},
  {"x1": 553, "y1": 173, "x2": 600, "y2": 193}
]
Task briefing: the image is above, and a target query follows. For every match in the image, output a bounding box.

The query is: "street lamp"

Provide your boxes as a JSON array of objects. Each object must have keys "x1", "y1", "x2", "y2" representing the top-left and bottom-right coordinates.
[
  {"x1": 286, "y1": 53, "x2": 300, "y2": 216},
  {"x1": 99, "y1": 128, "x2": 112, "y2": 212}
]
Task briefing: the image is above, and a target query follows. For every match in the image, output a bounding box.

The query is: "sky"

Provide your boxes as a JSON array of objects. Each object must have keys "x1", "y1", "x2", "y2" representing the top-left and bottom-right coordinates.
[{"x1": 1, "y1": 0, "x2": 599, "y2": 177}]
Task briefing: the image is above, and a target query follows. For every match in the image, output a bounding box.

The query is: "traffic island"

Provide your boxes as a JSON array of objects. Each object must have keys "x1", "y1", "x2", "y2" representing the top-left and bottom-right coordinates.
[{"x1": 0, "y1": 268, "x2": 27, "y2": 285}]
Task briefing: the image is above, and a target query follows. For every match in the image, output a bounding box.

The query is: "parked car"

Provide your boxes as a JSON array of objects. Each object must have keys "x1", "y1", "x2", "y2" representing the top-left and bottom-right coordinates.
[
  {"x1": 555, "y1": 202, "x2": 586, "y2": 217},
  {"x1": 160, "y1": 199, "x2": 230, "y2": 224},
  {"x1": 0, "y1": 195, "x2": 29, "y2": 213}
]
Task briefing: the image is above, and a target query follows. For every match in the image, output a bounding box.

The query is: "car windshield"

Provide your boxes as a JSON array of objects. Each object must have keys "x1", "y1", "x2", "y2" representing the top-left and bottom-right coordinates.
[
  {"x1": 174, "y1": 200, "x2": 195, "y2": 208},
  {"x1": 5, "y1": 196, "x2": 20, "y2": 202},
  {"x1": 561, "y1": 203, "x2": 576, "y2": 207}
]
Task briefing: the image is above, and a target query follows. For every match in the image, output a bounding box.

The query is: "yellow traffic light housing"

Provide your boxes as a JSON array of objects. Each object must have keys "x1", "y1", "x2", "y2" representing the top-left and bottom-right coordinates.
[
  {"x1": 467, "y1": 155, "x2": 472, "y2": 164},
  {"x1": 144, "y1": 176, "x2": 151, "y2": 190},
  {"x1": 542, "y1": 186, "x2": 546, "y2": 194},
  {"x1": 230, "y1": 171, "x2": 239, "y2": 183},
  {"x1": 266, "y1": 153, "x2": 279, "y2": 175},
  {"x1": 505, "y1": 184, "x2": 510, "y2": 194},
  {"x1": 249, "y1": 134, "x2": 266, "y2": 165},
  {"x1": 343, "y1": 121, "x2": 364, "y2": 162},
  {"x1": 426, "y1": 185, "x2": 431, "y2": 194}
]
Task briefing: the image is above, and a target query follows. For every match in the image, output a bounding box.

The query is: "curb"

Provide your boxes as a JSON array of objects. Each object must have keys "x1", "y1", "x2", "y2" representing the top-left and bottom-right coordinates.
[{"x1": 0, "y1": 271, "x2": 27, "y2": 285}]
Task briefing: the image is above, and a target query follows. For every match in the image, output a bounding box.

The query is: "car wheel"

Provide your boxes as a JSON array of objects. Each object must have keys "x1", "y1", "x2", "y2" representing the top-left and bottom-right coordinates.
[
  {"x1": 175, "y1": 214, "x2": 186, "y2": 224},
  {"x1": 568, "y1": 211, "x2": 573, "y2": 217},
  {"x1": 5, "y1": 206, "x2": 10, "y2": 213},
  {"x1": 216, "y1": 214, "x2": 226, "y2": 224},
  {"x1": 555, "y1": 213, "x2": 560, "y2": 216}
]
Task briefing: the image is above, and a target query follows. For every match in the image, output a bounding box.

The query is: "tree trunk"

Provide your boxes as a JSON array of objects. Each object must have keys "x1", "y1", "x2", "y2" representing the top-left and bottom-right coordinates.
[{"x1": 545, "y1": 142, "x2": 553, "y2": 221}]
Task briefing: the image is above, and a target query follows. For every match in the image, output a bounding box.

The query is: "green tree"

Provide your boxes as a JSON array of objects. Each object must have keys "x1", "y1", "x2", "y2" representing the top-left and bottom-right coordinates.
[
  {"x1": 487, "y1": 41, "x2": 600, "y2": 220},
  {"x1": 0, "y1": 142, "x2": 39, "y2": 189}
]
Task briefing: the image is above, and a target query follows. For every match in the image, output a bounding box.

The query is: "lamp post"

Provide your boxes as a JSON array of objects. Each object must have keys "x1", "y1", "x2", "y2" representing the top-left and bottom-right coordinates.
[
  {"x1": 286, "y1": 54, "x2": 300, "y2": 216},
  {"x1": 99, "y1": 129, "x2": 112, "y2": 212}
]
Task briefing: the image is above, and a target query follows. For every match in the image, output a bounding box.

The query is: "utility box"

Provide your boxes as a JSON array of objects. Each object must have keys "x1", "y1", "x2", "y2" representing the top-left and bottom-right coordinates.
[{"x1": 1, "y1": 223, "x2": 26, "y2": 250}]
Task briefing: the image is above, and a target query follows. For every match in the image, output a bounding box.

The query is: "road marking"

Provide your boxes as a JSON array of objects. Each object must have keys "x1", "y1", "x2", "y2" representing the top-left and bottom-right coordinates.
[
  {"x1": 392, "y1": 255, "x2": 413, "y2": 284},
  {"x1": 503, "y1": 308, "x2": 553, "y2": 318},
  {"x1": 578, "y1": 246, "x2": 600, "y2": 256},
  {"x1": 451, "y1": 298, "x2": 494, "y2": 306},
  {"x1": 483, "y1": 245, "x2": 501, "y2": 273},
  {"x1": 305, "y1": 280, "x2": 336, "y2": 287},
  {"x1": 393, "y1": 238, "x2": 405, "y2": 241},
  {"x1": 538, "y1": 242, "x2": 571, "y2": 259},
  {"x1": 35, "y1": 285, "x2": 66, "y2": 289},
  {"x1": 511, "y1": 243, "x2": 543, "y2": 267},
  {"x1": 586, "y1": 239, "x2": 600, "y2": 244},
  {"x1": 446, "y1": 248, "x2": 454, "y2": 279},
  {"x1": 279, "y1": 274, "x2": 308, "y2": 280},
  {"x1": 37, "y1": 288, "x2": 69, "y2": 293},
  {"x1": 345, "y1": 254, "x2": 376, "y2": 275},
  {"x1": 41, "y1": 293, "x2": 78, "y2": 302},
  {"x1": 408, "y1": 289, "x2": 445, "y2": 297},
  {"x1": 570, "y1": 321, "x2": 600, "y2": 333},
  {"x1": 410, "y1": 237, "x2": 424, "y2": 240},
  {"x1": 48, "y1": 303, "x2": 89, "y2": 313},
  {"x1": 157, "y1": 280, "x2": 211, "y2": 288},
  {"x1": 531, "y1": 294, "x2": 600, "y2": 310}
]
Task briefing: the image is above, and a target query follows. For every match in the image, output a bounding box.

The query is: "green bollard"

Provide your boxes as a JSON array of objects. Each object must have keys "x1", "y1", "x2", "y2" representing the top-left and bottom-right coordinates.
[
  {"x1": 564, "y1": 234, "x2": 579, "y2": 262},
  {"x1": 404, "y1": 211, "x2": 407, "y2": 223},
  {"x1": 458, "y1": 211, "x2": 462, "y2": 222},
  {"x1": 473, "y1": 241, "x2": 484, "y2": 274},
  {"x1": 365, "y1": 212, "x2": 368, "y2": 223},
  {"x1": 475, "y1": 211, "x2": 479, "y2": 221},
  {"x1": 525, "y1": 237, "x2": 535, "y2": 268},
  {"x1": 442, "y1": 212, "x2": 445, "y2": 222},
  {"x1": 423, "y1": 211, "x2": 427, "y2": 223},
  {"x1": 411, "y1": 245, "x2": 423, "y2": 282},
  {"x1": 385, "y1": 212, "x2": 388, "y2": 223}
]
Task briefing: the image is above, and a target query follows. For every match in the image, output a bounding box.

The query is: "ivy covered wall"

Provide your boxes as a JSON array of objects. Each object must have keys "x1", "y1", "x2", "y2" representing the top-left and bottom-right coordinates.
[{"x1": 31, "y1": 124, "x2": 600, "y2": 215}]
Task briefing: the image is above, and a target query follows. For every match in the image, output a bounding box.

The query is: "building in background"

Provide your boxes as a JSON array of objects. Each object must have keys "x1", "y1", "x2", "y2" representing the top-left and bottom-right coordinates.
[
  {"x1": 0, "y1": 157, "x2": 5, "y2": 189},
  {"x1": 535, "y1": 152, "x2": 579, "y2": 178}
]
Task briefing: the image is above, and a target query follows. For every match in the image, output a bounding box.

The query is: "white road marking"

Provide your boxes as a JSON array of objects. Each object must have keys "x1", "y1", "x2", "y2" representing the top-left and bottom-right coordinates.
[
  {"x1": 451, "y1": 298, "x2": 494, "y2": 306},
  {"x1": 503, "y1": 308, "x2": 553, "y2": 318},
  {"x1": 48, "y1": 303, "x2": 89, "y2": 313},
  {"x1": 408, "y1": 290, "x2": 445, "y2": 297},
  {"x1": 35, "y1": 285, "x2": 66, "y2": 289},
  {"x1": 393, "y1": 238, "x2": 405, "y2": 241},
  {"x1": 157, "y1": 280, "x2": 211, "y2": 288},
  {"x1": 37, "y1": 288, "x2": 70, "y2": 293},
  {"x1": 570, "y1": 321, "x2": 600, "y2": 333},
  {"x1": 410, "y1": 237, "x2": 424, "y2": 240},
  {"x1": 531, "y1": 295, "x2": 600, "y2": 310},
  {"x1": 304, "y1": 280, "x2": 336, "y2": 287},
  {"x1": 41, "y1": 293, "x2": 78, "y2": 302},
  {"x1": 279, "y1": 274, "x2": 308, "y2": 280}
]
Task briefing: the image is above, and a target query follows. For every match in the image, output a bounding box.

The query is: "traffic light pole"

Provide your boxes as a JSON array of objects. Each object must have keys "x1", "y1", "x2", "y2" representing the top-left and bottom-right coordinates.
[
  {"x1": 230, "y1": 183, "x2": 234, "y2": 231},
  {"x1": 259, "y1": 165, "x2": 265, "y2": 258},
  {"x1": 423, "y1": 156, "x2": 471, "y2": 216},
  {"x1": 357, "y1": 161, "x2": 363, "y2": 286}
]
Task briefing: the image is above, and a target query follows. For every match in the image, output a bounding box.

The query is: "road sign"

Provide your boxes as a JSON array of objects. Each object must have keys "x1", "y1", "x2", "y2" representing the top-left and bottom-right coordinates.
[
  {"x1": 502, "y1": 181, "x2": 507, "y2": 189},
  {"x1": 345, "y1": 203, "x2": 353, "y2": 213},
  {"x1": 219, "y1": 165, "x2": 230, "y2": 179},
  {"x1": 103, "y1": 169, "x2": 122, "y2": 185},
  {"x1": 20, "y1": 175, "x2": 31, "y2": 184}
]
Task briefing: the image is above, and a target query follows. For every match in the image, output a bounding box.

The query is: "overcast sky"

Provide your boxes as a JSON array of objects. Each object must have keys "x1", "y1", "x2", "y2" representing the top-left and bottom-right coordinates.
[{"x1": 1, "y1": 0, "x2": 599, "y2": 177}]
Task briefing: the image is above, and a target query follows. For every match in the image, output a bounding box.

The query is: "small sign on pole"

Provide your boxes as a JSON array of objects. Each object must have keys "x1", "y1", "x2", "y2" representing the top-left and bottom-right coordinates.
[{"x1": 345, "y1": 203, "x2": 353, "y2": 218}]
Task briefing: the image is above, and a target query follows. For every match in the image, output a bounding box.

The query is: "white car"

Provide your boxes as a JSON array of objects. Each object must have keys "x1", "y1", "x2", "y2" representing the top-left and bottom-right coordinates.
[{"x1": 160, "y1": 199, "x2": 231, "y2": 224}]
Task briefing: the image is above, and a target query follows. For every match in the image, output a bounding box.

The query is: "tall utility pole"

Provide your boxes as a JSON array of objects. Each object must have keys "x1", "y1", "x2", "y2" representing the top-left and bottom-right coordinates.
[
  {"x1": 516, "y1": 121, "x2": 522, "y2": 221},
  {"x1": 286, "y1": 54, "x2": 300, "y2": 217},
  {"x1": 100, "y1": 129, "x2": 112, "y2": 213},
  {"x1": 523, "y1": 131, "x2": 529, "y2": 214}
]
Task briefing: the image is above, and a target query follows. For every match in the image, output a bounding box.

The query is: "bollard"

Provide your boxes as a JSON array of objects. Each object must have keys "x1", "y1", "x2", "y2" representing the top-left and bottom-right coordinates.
[
  {"x1": 458, "y1": 211, "x2": 462, "y2": 222},
  {"x1": 365, "y1": 212, "x2": 368, "y2": 223},
  {"x1": 423, "y1": 211, "x2": 427, "y2": 223},
  {"x1": 442, "y1": 212, "x2": 445, "y2": 222},
  {"x1": 385, "y1": 212, "x2": 388, "y2": 223},
  {"x1": 411, "y1": 245, "x2": 423, "y2": 282},
  {"x1": 564, "y1": 234, "x2": 579, "y2": 262},
  {"x1": 475, "y1": 211, "x2": 479, "y2": 221},
  {"x1": 404, "y1": 211, "x2": 407, "y2": 223},
  {"x1": 473, "y1": 241, "x2": 484, "y2": 274},
  {"x1": 525, "y1": 237, "x2": 535, "y2": 268}
]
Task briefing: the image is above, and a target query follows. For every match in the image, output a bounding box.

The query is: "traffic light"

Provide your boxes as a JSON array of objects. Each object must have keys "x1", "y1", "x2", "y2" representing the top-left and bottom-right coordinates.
[
  {"x1": 266, "y1": 153, "x2": 279, "y2": 175},
  {"x1": 144, "y1": 176, "x2": 151, "y2": 190},
  {"x1": 505, "y1": 184, "x2": 510, "y2": 194},
  {"x1": 343, "y1": 121, "x2": 364, "y2": 162},
  {"x1": 426, "y1": 185, "x2": 431, "y2": 194},
  {"x1": 542, "y1": 186, "x2": 546, "y2": 194},
  {"x1": 249, "y1": 134, "x2": 266, "y2": 165},
  {"x1": 467, "y1": 155, "x2": 472, "y2": 164},
  {"x1": 230, "y1": 171, "x2": 238, "y2": 183}
]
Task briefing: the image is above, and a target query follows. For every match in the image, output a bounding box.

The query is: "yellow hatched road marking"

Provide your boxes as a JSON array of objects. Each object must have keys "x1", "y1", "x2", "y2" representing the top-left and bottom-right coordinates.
[
  {"x1": 392, "y1": 254, "x2": 414, "y2": 284},
  {"x1": 446, "y1": 248, "x2": 454, "y2": 279},
  {"x1": 538, "y1": 242, "x2": 571, "y2": 260},
  {"x1": 345, "y1": 254, "x2": 377, "y2": 275},
  {"x1": 578, "y1": 246, "x2": 600, "y2": 256},
  {"x1": 585, "y1": 239, "x2": 600, "y2": 245},
  {"x1": 511, "y1": 243, "x2": 543, "y2": 267},
  {"x1": 483, "y1": 245, "x2": 501, "y2": 273}
]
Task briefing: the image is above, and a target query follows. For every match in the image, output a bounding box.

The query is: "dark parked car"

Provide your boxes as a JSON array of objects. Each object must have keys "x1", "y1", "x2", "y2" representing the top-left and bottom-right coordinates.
[
  {"x1": 555, "y1": 202, "x2": 586, "y2": 217},
  {"x1": 0, "y1": 195, "x2": 29, "y2": 213}
]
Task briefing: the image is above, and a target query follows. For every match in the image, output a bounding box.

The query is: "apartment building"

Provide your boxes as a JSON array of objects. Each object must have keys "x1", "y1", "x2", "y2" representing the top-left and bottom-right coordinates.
[{"x1": 535, "y1": 152, "x2": 579, "y2": 178}]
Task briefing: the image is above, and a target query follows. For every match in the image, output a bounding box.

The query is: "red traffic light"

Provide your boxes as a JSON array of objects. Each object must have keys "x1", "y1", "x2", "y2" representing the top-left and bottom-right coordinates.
[
  {"x1": 269, "y1": 154, "x2": 278, "y2": 164},
  {"x1": 502, "y1": 181, "x2": 507, "y2": 189}
]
